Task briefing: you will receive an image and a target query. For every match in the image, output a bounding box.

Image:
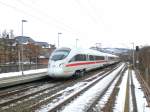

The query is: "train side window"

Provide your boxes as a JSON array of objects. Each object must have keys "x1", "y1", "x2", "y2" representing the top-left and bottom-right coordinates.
[
  {"x1": 82, "y1": 54, "x2": 86, "y2": 61},
  {"x1": 75, "y1": 54, "x2": 86, "y2": 61},
  {"x1": 97, "y1": 56, "x2": 104, "y2": 60},
  {"x1": 69, "y1": 57, "x2": 75, "y2": 62},
  {"x1": 69, "y1": 54, "x2": 87, "y2": 62},
  {"x1": 74, "y1": 54, "x2": 80, "y2": 61},
  {"x1": 89, "y1": 55, "x2": 94, "y2": 61},
  {"x1": 95, "y1": 56, "x2": 98, "y2": 60},
  {"x1": 108, "y1": 57, "x2": 114, "y2": 60}
]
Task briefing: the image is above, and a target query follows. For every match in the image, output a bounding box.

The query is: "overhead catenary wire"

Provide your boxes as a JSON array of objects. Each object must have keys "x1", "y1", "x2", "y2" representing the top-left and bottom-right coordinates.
[{"x1": 15, "y1": 0, "x2": 79, "y2": 34}]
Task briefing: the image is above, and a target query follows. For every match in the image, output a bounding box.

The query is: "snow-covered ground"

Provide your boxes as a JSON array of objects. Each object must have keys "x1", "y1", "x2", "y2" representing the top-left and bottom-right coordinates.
[
  {"x1": 113, "y1": 69, "x2": 128, "y2": 112},
  {"x1": 36, "y1": 64, "x2": 124, "y2": 112},
  {"x1": 129, "y1": 72, "x2": 133, "y2": 112},
  {"x1": 0, "y1": 68, "x2": 48, "y2": 79},
  {"x1": 94, "y1": 69, "x2": 122, "y2": 111},
  {"x1": 132, "y1": 70, "x2": 150, "y2": 112},
  {"x1": 60, "y1": 64, "x2": 125, "y2": 112},
  {"x1": 114, "y1": 69, "x2": 150, "y2": 112},
  {"x1": 1, "y1": 63, "x2": 149, "y2": 112}
]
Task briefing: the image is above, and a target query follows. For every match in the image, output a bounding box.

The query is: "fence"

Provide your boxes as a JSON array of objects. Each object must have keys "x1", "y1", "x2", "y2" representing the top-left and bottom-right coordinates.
[{"x1": 0, "y1": 64, "x2": 47, "y2": 73}]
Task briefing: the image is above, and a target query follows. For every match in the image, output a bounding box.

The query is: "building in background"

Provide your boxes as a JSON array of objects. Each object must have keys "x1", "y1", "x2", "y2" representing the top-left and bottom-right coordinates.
[
  {"x1": 0, "y1": 35, "x2": 56, "y2": 73},
  {"x1": 15, "y1": 36, "x2": 56, "y2": 65}
]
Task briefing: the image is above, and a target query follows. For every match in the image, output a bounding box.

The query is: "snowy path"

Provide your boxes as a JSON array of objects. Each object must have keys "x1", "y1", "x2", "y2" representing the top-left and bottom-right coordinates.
[
  {"x1": 114, "y1": 68, "x2": 150, "y2": 112},
  {"x1": 0, "y1": 68, "x2": 48, "y2": 79},
  {"x1": 113, "y1": 68, "x2": 128, "y2": 112},
  {"x1": 132, "y1": 70, "x2": 150, "y2": 112}
]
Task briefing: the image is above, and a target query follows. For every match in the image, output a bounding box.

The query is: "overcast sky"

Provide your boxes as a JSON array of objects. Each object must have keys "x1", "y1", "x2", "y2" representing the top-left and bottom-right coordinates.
[{"x1": 0, "y1": 0, "x2": 150, "y2": 49}]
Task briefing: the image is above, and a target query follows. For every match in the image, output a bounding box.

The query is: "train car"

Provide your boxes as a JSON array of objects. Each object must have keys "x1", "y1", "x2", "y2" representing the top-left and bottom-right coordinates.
[{"x1": 48, "y1": 47, "x2": 119, "y2": 78}]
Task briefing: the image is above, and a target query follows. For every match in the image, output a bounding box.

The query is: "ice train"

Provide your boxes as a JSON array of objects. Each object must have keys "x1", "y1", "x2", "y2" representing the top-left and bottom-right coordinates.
[{"x1": 48, "y1": 47, "x2": 119, "y2": 78}]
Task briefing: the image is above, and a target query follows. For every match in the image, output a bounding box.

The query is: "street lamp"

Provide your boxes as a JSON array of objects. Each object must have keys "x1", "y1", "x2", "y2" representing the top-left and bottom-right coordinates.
[
  {"x1": 58, "y1": 32, "x2": 62, "y2": 48},
  {"x1": 131, "y1": 42, "x2": 135, "y2": 67},
  {"x1": 76, "y1": 38, "x2": 79, "y2": 48},
  {"x1": 21, "y1": 19, "x2": 27, "y2": 75}
]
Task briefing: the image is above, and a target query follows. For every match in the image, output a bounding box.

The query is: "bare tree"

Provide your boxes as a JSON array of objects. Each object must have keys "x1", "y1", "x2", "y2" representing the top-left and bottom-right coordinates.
[
  {"x1": 2, "y1": 30, "x2": 8, "y2": 38},
  {"x1": 25, "y1": 43, "x2": 41, "y2": 64},
  {"x1": 0, "y1": 31, "x2": 1, "y2": 38},
  {"x1": 9, "y1": 29, "x2": 15, "y2": 39},
  {"x1": 138, "y1": 46, "x2": 150, "y2": 76}
]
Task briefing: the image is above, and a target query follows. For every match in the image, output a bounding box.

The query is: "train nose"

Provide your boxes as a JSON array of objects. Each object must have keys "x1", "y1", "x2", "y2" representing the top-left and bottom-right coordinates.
[
  {"x1": 48, "y1": 61, "x2": 64, "y2": 77},
  {"x1": 48, "y1": 61, "x2": 56, "y2": 68},
  {"x1": 48, "y1": 68, "x2": 64, "y2": 77}
]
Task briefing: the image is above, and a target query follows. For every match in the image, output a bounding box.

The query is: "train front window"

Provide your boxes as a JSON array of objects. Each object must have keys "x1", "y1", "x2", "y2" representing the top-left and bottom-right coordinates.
[{"x1": 51, "y1": 50, "x2": 70, "y2": 61}]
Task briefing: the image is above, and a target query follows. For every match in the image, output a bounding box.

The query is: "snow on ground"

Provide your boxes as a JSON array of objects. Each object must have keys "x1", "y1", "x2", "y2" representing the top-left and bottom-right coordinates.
[
  {"x1": 60, "y1": 63, "x2": 125, "y2": 112},
  {"x1": 113, "y1": 69, "x2": 128, "y2": 112},
  {"x1": 36, "y1": 66, "x2": 121, "y2": 112},
  {"x1": 0, "y1": 68, "x2": 48, "y2": 79},
  {"x1": 36, "y1": 82, "x2": 89, "y2": 112},
  {"x1": 84, "y1": 71, "x2": 104, "y2": 81},
  {"x1": 94, "y1": 70, "x2": 121, "y2": 111},
  {"x1": 37, "y1": 70, "x2": 110, "y2": 112},
  {"x1": 132, "y1": 70, "x2": 150, "y2": 112},
  {"x1": 129, "y1": 74, "x2": 133, "y2": 112}
]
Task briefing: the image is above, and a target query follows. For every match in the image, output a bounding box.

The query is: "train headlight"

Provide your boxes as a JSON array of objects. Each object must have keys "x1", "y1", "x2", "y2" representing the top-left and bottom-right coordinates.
[{"x1": 59, "y1": 63, "x2": 65, "y2": 67}]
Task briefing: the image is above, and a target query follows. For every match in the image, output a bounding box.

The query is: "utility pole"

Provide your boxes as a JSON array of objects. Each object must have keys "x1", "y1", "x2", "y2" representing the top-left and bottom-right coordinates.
[
  {"x1": 21, "y1": 20, "x2": 27, "y2": 75},
  {"x1": 131, "y1": 42, "x2": 135, "y2": 67},
  {"x1": 76, "y1": 38, "x2": 79, "y2": 48},
  {"x1": 135, "y1": 46, "x2": 139, "y2": 68},
  {"x1": 18, "y1": 46, "x2": 21, "y2": 72},
  {"x1": 58, "y1": 32, "x2": 62, "y2": 48}
]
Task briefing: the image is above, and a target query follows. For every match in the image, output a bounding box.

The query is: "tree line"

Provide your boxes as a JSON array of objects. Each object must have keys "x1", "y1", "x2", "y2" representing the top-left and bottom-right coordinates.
[
  {"x1": 137, "y1": 46, "x2": 150, "y2": 76},
  {"x1": 0, "y1": 29, "x2": 15, "y2": 39},
  {"x1": 0, "y1": 39, "x2": 41, "y2": 65}
]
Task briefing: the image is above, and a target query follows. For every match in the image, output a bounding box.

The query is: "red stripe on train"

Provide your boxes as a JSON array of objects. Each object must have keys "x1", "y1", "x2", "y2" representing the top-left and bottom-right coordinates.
[
  {"x1": 65, "y1": 60, "x2": 107, "y2": 67},
  {"x1": 96, "y1": 60, "x2": 107, "y2": 63}
]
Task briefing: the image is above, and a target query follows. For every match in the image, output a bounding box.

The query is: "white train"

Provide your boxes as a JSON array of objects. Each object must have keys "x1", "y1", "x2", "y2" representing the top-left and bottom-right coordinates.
[{"x1": 48, "y1": 47, "x2": 119, "y2": 78}]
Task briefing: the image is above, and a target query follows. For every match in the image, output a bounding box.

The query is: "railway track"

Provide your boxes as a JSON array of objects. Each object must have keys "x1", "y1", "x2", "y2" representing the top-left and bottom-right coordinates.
[
  {"x1": 38, "y1": 70, "x2": 115, "y2": 112},
  {"x1": 24, "y1": 66, "x2": 119, "y2": 112},
  {"x1": 97, "y1": 66, "x2": 127, "y2": 112},
  {"x1": 0, "y1": 78, "x2": 52, "y2": 98},
  {"x1": 86, "y1": 64, "x2": 126, "y2": 112},
  {"x1": 34, "y1": 64, "x2": 124, "y2": 112},
  {"x1": 0, "y1": 63, "x2": 121, "y2": 112}
]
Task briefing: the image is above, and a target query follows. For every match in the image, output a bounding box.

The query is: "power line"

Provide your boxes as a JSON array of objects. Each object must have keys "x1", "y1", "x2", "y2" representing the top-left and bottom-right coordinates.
[
  {"x1": 0, "y1": 0, "x2": 82, "y2": 38},
  {"x1": 15, "y1": 0, "x2": 82, "y2": 37},
  {"x1": 15, "y1": 0, "x2": 74, "y2": 30}
]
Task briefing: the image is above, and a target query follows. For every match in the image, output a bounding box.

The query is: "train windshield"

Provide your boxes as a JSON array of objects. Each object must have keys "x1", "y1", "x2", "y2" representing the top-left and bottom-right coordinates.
[{"x1": 51, "y1": 50, "x2": 70, "y2": 61}]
